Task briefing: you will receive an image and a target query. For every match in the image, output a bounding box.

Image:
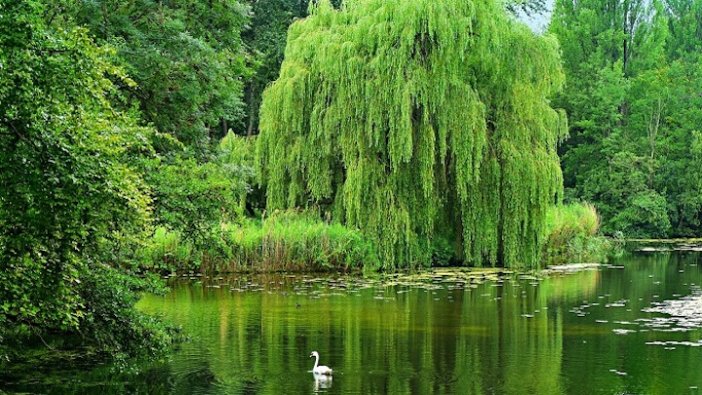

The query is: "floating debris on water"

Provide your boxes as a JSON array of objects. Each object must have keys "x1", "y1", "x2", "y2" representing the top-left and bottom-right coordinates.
[
  {"x1": 646, "y1": 340, "x2": 702, "y2": 347},
  {"x1": 612, "y1": 328, "x2": 636, "y2": 335},
  {"x1": 639, "y1": 246, "x2": 670, "y2": 252},
  {"x1": 542, "y1": 263, "x2": 602, "y2": 274},
  {"x1": 640, "y1": 289, "x2": 702, "y2": 331},
  {"x1": 613, "y1": 321, "x2": 637, "y2": 326},
  {"x1": 633, "y1": 239, "x2": 702, "y2": 252},
  {"x1": 609, "y1": 369, "x2": 628, "y2": 376},
  {"x1": 606, "y1": 300, "x2": 628, "y2": 308}
]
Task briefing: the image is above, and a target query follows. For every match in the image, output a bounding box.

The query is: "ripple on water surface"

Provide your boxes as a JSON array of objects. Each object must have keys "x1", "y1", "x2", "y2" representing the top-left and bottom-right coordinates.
[{"x1": 3, "y1": 250, "x2": 702, "y2": 394}]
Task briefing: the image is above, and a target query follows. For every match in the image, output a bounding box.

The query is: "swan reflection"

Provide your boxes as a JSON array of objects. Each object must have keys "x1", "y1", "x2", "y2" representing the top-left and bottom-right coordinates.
[{"x1": 313, "y1": 372, "x2": 333, "y2": 391}]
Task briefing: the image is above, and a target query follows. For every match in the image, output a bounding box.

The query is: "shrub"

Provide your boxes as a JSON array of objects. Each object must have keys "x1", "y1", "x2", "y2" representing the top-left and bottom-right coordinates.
[
  {"x1": 218, "y1": 211, "x2": 380, "y2": 272},
  {"x1": 0, "y1": 2, "x2": 173, "y2": 363},
  {"x1": 144, "y1": 210, "x2": 380, "y2": 273},
  {"x1": 610, "y1": 191, "x2": 672, "y2": 238},
  {"x1": 146, "y1": 157, "x2": 248, "y2": 238},
  {"x1": 141, "y1": 227, "x2": 194, "y2": 271},
  {"x1": 76, "y1": 265, "x2": 177, "y2": 359},
  {"x1": 543, "y1": 203, "x2": 613, "y2": 265}
]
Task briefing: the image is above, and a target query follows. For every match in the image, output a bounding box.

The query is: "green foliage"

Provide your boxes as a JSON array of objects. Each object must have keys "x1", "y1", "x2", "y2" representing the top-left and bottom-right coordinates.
[
  {"x1": 71, "y1": 0, "x2": 251, "y2": 150},
  {"x1": 143, "y1": 155, "x2": 248, "y2": 273},
  {"x1": 240, "y1": 0, "x2": 549, "y2": 137},
  {"x1": 141, "y1": 227, "x2": 194, "y2": 271},
  {"x1": 551, "y1": 0, "x2": 702, "y2": 238},
  {"x1": 145, "y1": 156, "x2": 248, "y2": 243},
  {"x1": 141, "y1": 131, "x2": 257, "y2": 272},
  {"x1": 430, "y1": 237, "x2": 456, "y2": 267},
  {"x1": 218, "y1": 132, "x2": 263, "y2": 213},
  {"x1": 142, "y1": 211, "x2": 379, "y2": 272},
  {"x1": 242, "y1": 0, "x2": 308, "y2": 136},
  {"x1": 610, "y1": 191, "x2": 671, "y2": 238},
  {"x1": 219, "y1": 131, "x2": 256, "y2": 167},
  {"x1": 76, "y1": 265, "x2": 176, "y2": 359},
  {"x1": 257, "y1": 0, "x2": 566, "y2": 269},
  {"x1": 545, "y1": 203, "x2": 600, "y2": 239},
  {"x1": 0, "y1": 0, "x2": 170, "y2": 361},
  {"x1": 223, "y1": 211, "x2": 380, "y2": 272},
  {"x1": 543, "y1": 203, "x2": 613, "y2": 265}
]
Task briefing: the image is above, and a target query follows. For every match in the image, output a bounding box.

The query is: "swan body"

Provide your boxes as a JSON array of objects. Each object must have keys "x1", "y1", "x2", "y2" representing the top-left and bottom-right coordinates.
[{"x1": 309, "y1": 351, "x2": 333, "y2": 375}]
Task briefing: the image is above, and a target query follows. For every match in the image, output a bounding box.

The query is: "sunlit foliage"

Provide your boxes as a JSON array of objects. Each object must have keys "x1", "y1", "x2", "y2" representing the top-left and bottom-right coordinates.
[
  {"x1": 543, "y1": 203, "x2": 613, "y2": 265},
  {"x1": 0, "y1": 0, "x2": 172, "y2": 360},
  {"x1": 257, "y1": 0, "x2": 566, "y2": 269},
  {"x1": 551, "y1": 0, "x2": 702, "y2": 237}
]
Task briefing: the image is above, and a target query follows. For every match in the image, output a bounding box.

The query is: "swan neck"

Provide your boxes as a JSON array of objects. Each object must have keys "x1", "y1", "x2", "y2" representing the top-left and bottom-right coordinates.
[{"x1": 314, "y1": 354, "x2": 319, "y2": 369}]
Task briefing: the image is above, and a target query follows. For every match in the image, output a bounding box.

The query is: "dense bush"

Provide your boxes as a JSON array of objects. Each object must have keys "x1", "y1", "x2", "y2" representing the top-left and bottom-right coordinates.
[
  {"x1": 76, "y1": 266, "x2": 176, "y2": 359},
  {"x1": 143, "y1": 211, "x2": 379, "y2": 272},
  {"x1": 610, "y1": 191, "x2": 672, "y2": 238},
  {"x1": 0, "y1": 0, "x2": 172, "y2": 363},
  {"x1": 71, "y1": 0, "x2": 251, "y2": 151},
  {"x1": 543, "y1": 203, "x2": 613, "y2": 265},
  {"x1": 141, "y1": 227, "x2": 195, "y2": 272},
  {"x1": 145, "y1": 156, "x2": 248, "y2": 244},
  {"x1": 223, "y1": 211, "x2": 380, "y2": 272},
  {"x1": 140, "y1": 132, "x2": 257, "y2": 272}
]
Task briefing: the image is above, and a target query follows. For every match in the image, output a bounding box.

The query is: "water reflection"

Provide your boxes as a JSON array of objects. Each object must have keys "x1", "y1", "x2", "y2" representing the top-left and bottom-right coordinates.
[
  {"x1": 313, "y1": 372, "x2": 333, "y2": 391},
  {"x1": 2, "y1": 252, "x2": 702, "y2": 394}
]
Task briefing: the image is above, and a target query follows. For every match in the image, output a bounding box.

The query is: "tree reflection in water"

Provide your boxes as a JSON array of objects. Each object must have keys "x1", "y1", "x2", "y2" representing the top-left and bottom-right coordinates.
[{"x1": 3, "y1": 251, "x2": 702, "y2": 394}]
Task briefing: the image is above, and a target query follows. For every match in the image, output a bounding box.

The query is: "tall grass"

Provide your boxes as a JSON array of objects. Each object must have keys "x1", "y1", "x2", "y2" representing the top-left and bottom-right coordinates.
[
  {"x1": 143, "y1": 205, "x2": 611, "y2": 272},
  {"x1": 142, "y1": 211, "x2": 379, "y2": 273},
  {"x1": 543, "y1": 203, "x2": 612, "y2": 265},
  {"x1": 219, "y1": 211, "x2": 379, "y2": 272}
]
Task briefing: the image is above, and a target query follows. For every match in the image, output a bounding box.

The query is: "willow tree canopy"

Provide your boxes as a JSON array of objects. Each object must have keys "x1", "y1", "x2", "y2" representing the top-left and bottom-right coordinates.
[{"x1": 257, "y1": 0, "x2": 566, "y2": 269}]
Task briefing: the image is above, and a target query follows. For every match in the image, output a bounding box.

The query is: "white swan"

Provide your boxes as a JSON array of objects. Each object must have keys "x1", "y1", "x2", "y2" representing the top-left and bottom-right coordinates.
[{"x1": 309, "y1": 351, "x2": 333, "y2": 375}]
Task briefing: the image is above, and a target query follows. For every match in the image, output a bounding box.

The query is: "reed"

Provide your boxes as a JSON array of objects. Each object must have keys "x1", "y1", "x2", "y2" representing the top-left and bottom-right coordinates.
[
  {"x1": 218, "y1": 211, "x2": 380, "y2": 272},
  {"x1": 143, "y1": 211, "x2": 379, "y2": 273},
  {"x1": 543, "y1": 203, "x2": 612, "y2": 265}
]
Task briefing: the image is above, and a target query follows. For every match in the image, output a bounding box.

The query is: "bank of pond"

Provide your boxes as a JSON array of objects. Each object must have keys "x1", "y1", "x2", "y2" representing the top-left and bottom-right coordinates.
[
  {"x1": 140, "y1": 203, "x2": 613, "y2": 273},
  {"x1": 2, "y1": 247, "x2": 702, "y2": 394}
]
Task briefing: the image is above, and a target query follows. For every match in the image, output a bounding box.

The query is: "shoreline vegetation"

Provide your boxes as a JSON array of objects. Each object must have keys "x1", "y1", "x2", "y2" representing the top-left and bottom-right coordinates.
[
  {"x1": 142, "y1": 210, "x2": 380, "y2": 274},
  {"x1": 142, "y1": 203, "x2": 615, "y2": 275},
  {"x1": 543, "y1": 203, "x2": 617, "y2": 266}
]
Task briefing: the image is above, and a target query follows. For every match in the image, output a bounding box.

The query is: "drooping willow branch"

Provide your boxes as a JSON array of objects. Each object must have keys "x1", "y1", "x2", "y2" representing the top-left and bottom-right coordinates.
[{"x1": 257, "y1": 0, "x2": 567, "y2": 269}]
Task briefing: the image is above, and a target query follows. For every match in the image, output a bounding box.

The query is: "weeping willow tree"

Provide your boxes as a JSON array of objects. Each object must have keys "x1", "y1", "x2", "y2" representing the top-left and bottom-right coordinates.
[{"x1": 257, "y1": 0, "x2": 567, "y2": 269}]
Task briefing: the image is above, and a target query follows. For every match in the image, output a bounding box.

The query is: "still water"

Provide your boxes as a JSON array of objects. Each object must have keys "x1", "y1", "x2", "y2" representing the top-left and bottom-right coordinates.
[{"x1": 5, "y1": 251, "x2": 702, "y2": 394}]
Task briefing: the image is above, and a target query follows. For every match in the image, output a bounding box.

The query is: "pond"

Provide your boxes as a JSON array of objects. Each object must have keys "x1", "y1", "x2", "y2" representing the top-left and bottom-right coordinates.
[{"x1": 3, "y1": 250, "x2": 702, "y2": 394}]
